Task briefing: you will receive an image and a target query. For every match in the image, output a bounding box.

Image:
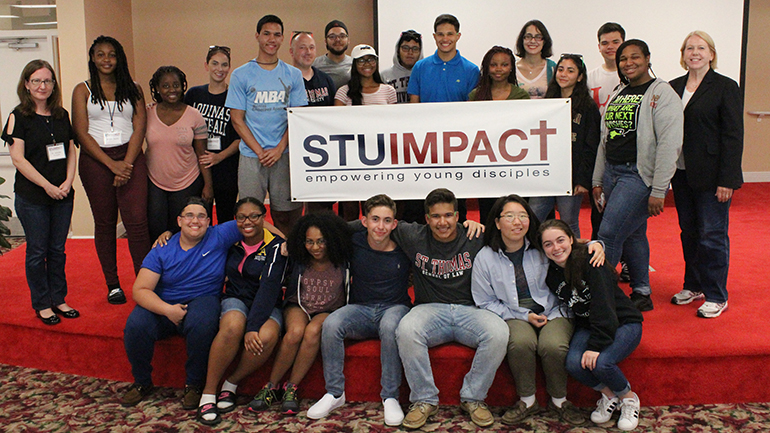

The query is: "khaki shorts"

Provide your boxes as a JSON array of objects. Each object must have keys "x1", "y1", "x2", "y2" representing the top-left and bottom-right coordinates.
[{"x1": 238, "y1": 153, "x2": 302, "y2": 211}]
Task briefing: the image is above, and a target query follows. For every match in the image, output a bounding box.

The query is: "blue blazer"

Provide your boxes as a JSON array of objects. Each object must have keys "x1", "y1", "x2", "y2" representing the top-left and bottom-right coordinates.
[{"x1": 669, "y1": 68, "x2": 743, "y2": 191}]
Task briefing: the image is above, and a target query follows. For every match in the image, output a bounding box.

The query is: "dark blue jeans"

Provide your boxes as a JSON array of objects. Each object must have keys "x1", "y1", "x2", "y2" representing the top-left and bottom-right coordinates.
[
  {"x1": 566, "y1": 323, "x2": 642, "y2": 396},
  {"x1": 671, "y1": 170, "x2": 731, "y2": 303},
  {"x1": 15, "y1": 194, "x2": 73, "y2": 311},
  {"x1": 123, "y1": 295, "x2": 220, "y2": 387}
]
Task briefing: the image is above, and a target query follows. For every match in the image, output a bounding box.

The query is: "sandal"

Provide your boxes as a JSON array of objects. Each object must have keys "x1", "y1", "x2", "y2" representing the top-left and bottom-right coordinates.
[
  {"x1": 217, "y1": 390, "x2": 237, "y2": 413},
  {"x1": 197, "y1": 402, "x2": 220, "y2": 426}
]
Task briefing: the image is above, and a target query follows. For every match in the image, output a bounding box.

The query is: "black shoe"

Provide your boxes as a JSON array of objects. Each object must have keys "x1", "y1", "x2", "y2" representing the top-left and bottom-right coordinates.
[
  {"x1": 108, "y1": 287, "x2": 127, "y2": 305},
  {"x1": 630, "y1": 292, "x2": 654, "y2": 312},
  {"x1": 35, "y1": 310, "x2": 60, "y2": 325},
  {"x1": 619, "y1": 262, "x2": 630, "y2": 282},
  {"x1": 52, "y1": 305, "x2": 80, "y2": 319}
]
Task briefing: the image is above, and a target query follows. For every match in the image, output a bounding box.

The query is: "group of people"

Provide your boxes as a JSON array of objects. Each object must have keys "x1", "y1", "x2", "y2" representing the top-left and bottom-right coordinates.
[{"x1": 1, "y1": 9, "x2": 743, "y2": 433}]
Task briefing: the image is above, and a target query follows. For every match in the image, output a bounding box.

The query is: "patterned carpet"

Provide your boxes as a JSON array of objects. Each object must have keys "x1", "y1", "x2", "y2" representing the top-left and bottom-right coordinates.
[{"x1": 1, "y1": 364, "x2": 769, "y2": 432}]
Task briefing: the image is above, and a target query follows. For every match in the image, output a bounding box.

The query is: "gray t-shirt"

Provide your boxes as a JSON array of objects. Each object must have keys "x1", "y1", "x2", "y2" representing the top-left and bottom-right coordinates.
[
  {"x1": 312, "y1": 54, "x2": 353, "y2": 90},
  {"x1": 391, "y1": 222, "x2": 484, "y2": 306}
]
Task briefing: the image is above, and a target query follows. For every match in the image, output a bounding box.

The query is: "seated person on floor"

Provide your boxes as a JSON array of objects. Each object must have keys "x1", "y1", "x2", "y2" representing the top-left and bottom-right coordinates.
[
  {"x1": 122, "y1": 197, "x2": 241, "y2": 409},
  {"x1": 196, "y1": 197, "x2": 287, "y2": 426},
  {"x1": 307, "y1": 194, "x2": 412, "y2": 426}
]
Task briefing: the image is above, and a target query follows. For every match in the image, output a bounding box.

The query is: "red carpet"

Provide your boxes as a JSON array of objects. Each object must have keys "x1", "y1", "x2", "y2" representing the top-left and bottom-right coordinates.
[{"x1": 1, "y1": 183, "x2": 769, "y2": 406}]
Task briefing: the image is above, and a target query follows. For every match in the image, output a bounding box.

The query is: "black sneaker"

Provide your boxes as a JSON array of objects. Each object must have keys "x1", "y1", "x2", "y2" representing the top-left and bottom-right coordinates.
[
  {"x1": 630, "y1": 292, "x2": 654, "y2": 312},
  {"x1": 281, "y1": 382, "x2": 300, "y2": 415},
  {"x1": 619, "y1": 262, "x2": 630, "y2": 283},
  {"x1": 248, "y1": 383, "x2": 277, "y2": 412},
  {"x1": 108, "y1": 286, "x2": 127, "y2": 305}
]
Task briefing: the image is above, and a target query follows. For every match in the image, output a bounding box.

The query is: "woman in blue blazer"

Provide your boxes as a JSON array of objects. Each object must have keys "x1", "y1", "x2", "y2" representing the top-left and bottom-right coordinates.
[{"x1": 668, "y1": 30, "x2": 743, "y2": 319}]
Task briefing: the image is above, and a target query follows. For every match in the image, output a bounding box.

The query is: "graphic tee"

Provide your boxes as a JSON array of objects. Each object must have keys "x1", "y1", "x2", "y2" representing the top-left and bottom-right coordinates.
[
  {"x1": 604, "y1": 80, "x2": 654, "y2": 164},
  {"x1": 298, "y1": 265, "x2": 346, "y2": 315}
]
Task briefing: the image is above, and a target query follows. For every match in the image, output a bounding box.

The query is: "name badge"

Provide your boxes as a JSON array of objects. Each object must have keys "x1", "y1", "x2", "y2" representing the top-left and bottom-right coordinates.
[
  {"x1": 104, "y1": 131, "x2": 123, "y2": 146},
  {"x1": 46, "y1": 142, "x2": 66, "y2": 161},
  {"x1": 207, "y1": 136, "x2": 222, "y2": 151}
]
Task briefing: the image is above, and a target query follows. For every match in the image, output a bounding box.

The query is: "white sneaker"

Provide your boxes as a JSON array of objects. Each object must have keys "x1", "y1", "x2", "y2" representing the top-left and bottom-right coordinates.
[
  {"x1": 590, "y1": 394, "x2": 619, "y2": 424},
  {"x1": 383, "y1": 398, "x2": 405, "y2": 426},
  {"x1": 697, "y1": 301, "x2": 728, "y2": 318},
  {"x1": 670, "y1": 289, "x2": 705, "y2": 305},
  {"x1": 617, "y1": 396, "x2": 640, "y2": 431},
  {"x1": 306, "y1": 392, "x2": 345, "y2": 419}
]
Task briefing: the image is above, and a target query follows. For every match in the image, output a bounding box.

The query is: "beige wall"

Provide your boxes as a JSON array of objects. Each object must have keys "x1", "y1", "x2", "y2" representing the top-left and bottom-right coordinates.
[
  {"x1": 57, "y1": 1, "x2": 768, "y2": 236},
  {"x1": 743, "y1": 0, "x2": 770, "y2": 180}
]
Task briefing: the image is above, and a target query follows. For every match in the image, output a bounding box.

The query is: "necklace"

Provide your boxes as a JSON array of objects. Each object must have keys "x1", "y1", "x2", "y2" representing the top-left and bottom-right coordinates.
[{"x1": 256, "y1": 59, "x2": 279, "y2": 65}]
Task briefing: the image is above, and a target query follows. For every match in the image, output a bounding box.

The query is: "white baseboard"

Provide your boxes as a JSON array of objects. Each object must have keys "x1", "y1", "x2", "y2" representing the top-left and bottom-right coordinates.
[{"x1": 744, "y1": 172, "x2": 770, "y2": 182}]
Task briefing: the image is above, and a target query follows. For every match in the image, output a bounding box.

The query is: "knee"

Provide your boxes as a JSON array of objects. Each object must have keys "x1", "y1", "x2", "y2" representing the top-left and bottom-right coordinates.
[
  {"x1": 218, "y1": 321, "x2": 245, "y2": 345},
  {"x1": 507, "y1": 333, "x2": 537, "y2": 356},
  {"x1": 283, "y1": 324, "x2": 305, "y2": 346},
  {"x1": 395, "y1": 318, "x2": 421, "y2": 347},
  {"x1": 564, "y1": 352, "x2": 584, "y2": 376},
  {"x1": 303, "y1": 321, "x2": 323, "y2": 343},
  {"x1": 485, "y1": 320, "x2": 510, "y2": 349}
]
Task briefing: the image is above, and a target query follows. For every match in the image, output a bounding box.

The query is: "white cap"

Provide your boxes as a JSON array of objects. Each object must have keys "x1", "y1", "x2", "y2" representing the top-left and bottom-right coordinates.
[{"x1": 351, "y1": 44, "x2": 378, "y2": 59}]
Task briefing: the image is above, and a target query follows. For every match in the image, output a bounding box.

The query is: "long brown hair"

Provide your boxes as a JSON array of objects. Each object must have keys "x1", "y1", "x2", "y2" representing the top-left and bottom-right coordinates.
[
  {"x1": 472, "y1": 46, "x2": 518, "y2": 101},
  {"x1": 16, "y1": 59, "x2": 66, "y2": 119}
]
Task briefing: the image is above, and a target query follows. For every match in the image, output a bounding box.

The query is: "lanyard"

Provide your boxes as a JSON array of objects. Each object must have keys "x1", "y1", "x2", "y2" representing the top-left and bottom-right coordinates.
[{"x1": 106, "y1": 100, "x2": 117, "y2": 132}]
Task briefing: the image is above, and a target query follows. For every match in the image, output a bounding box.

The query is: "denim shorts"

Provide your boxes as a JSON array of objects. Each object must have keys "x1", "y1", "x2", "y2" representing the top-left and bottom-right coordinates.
[{"x1": 220, "y1": 297, "x2": 283, "y2": 329}]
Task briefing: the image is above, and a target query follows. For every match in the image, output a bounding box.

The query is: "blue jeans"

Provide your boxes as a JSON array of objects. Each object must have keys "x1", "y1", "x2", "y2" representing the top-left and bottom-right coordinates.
[
  {"x1": 598, "y1": 163, "x2": 653, "y2": 295},
  {"x1": 14, "y1": 194, "x2": 73, "y2": 311},
  {"x1": 671, "y1": 170, "x2": 731, "y2": 303},
  {"x1": 322, "y1": 303, "x2": 410, "y2": 399},
  {"x1": 529, "y1": 194, "x2": 584, "y2": 238},
  {"x1": 123, "y1": 295, "x2": 220, "y2": 387},
  {"x1": 566, "y1": 323, "x2": 642, "y2": 396},
  {"x1": 395, "y1": 304, "x2": 509, "y2": 405}
]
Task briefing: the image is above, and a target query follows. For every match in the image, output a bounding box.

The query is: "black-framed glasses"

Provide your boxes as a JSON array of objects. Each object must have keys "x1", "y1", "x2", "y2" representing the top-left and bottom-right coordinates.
[
  {"x1": 523, "y1": 34, "x2": 544, "y2": 42},
  {"x1": 235, "y1": 213, "x2": 264, "y2": 223},
  {"x1": 355, "y1": 57, "x2": 377, "y2": 65},
  {"x1": 208, "y1": 45, "x2": 231, "y2": 55},
  {"x1": 291, "y1": 30, "x2": 313, "y2": 41},
  {"x1": 400, "y1": 45, "x2": 421, "y2": 53}
]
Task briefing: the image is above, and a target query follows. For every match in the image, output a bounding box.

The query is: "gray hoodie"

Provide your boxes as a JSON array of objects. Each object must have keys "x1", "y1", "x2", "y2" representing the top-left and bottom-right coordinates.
[
  {"x1": 380, "y1": 38, "x2": 424, "y2": 104},
  {"x1": 593, "y1": 78, "x2": 683, "y2": 199}
]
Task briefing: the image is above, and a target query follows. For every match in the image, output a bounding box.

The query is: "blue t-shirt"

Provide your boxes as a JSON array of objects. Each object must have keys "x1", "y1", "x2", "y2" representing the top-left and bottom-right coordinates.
[
  {"x1": 225, "y1": 60, "x2": 308, "y2": 157},
  {"x1": 349, "y1": 231, "x2": 412, "y2": 306},
  {"x1": 407, "y1": 50, "x2": 479, "y2": 102},
  {"x1": 141, "y1": 220, "x2": 242, "y2": 303}
]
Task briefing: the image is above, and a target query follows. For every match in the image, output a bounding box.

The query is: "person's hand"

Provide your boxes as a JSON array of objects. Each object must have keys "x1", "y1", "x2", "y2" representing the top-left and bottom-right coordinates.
[
  {"x1": 573, "y1": 185, "x2": 588, "y2": 196},
  {"x1": 462, "y1": 220, "x2": 486, "y2": 239},
  {"x1": 592, "y1": 187, "x2": 605, "y2": 213},
  {"x1": 244, "y1": 331, "x2": 264, "y2": 356},
  {"x1": 527, "y1": 313, "x2": 547, "y2": 328},
  {"x1": 582, "y1": 350, "x2": 600, "y2": 370},
  {"x1": 259, "y1": 147, "x2": 283, "y2": 168},
  {"x1": 280, "y1": 242, "x2": 288, "y2": 257},
  {"x1": 199, "y1": 151, "x2": 223, "y2": 169},
  {"x1": 43, "y1": 183, "x2": 66, "y2": 200},
  {"x1": 202, "y1": 183, "x2": 214, "y2": 203},
  {"x1": 165, "y1": 303, "x2": 188, "y2": 325},
  {"x1": 113, "y1": 175, "x2": 128, "y2": 188},
  {"x1": 648, "y1": 196, "x2": 665, "y2": 217},
  {"x1": 716, "y1": 186, "x2": 734, "y2": 203},
  {"x1": 153, "y1": 231, "x2": 173, "y2": 248},
  {"x1": 110, "y1": 160, "x2": 133, "y2": 179},
  {"x1": 588, "y1": 242, "x2": 605, "y2": 267}
]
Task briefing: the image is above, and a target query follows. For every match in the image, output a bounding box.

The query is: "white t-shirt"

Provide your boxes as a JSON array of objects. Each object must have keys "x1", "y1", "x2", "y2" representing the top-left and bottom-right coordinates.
[
  {"x1": 587, "y1": 65, "x2": 621, "y2": 116},
  {"x1": 335, "y1": 84, "x2": 397, "y2": 106}
]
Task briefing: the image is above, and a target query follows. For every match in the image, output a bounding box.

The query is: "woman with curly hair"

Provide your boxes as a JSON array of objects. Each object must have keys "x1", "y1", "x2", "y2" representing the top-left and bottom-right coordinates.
[
  {"x1": 469, "y1": 46, "x2": 530, "y2": 224},
  {"x1": 71, "y1": 36, "x2": 151, "y2": 305},
  {"x1": 248, "y1": 212, "x2": 352, "y2": 416},
  {"x1": 145, "y1": 65, "x2": 212, "y2": 239}
]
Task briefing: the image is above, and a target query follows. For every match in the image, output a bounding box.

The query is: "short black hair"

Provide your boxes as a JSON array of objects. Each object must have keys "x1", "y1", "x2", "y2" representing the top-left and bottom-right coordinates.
[
  {"x1": 257, "y1": 14, "x2": 283, "y2": 34},
  {"x1": 149, "y1": 65, "x2": 187, "y2": 103},
  {"x1": 424, "y1": 188, "x2": 457, "y2": 214},
  {"x1": 434, "y1": 14, "x2": 460, "y2": 32},
  {"x1": 483, "y1": 195, "x2": 540, "y2": 252},
  {"x1": 234, "y1": 196, "x2": 266, "y2": 217},
  {"x1": 515, "y1": 19, "x2": 553, "y2": 59},
  {"x1": 597, "y1": 22, "x2": 625, "y2": 42},
  {"x1": 180, "y1": 197, "x2": 209, "y2": 216}
]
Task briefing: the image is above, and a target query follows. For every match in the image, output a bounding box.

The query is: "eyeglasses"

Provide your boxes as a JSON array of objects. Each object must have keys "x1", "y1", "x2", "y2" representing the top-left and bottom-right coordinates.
[
  {"x1": 355, "y1": 57, "x2": 377, "y2": 65},
  {"x1": 182, "y1": 212, "x2": 209, "y2": 221},
  {"x1": 400, "y1": 45, "x2": 421, "y2": 53},
  {"x1": 523, "y1": 34, "x2": 544, "y2": 42},
  {"x1": 305, "y1": 239, "x2": 327, "y2": 247},
  {"x1": 235, "y1": 213, "x2": 264, "y2": 223},
  {"x1": 208, "y1": 45, "x2": 231, "y2": 55},
  {"x1": 326, "y1": 33, "x2": 348, "y2": 41},
  {"x1": 29, "y1": 78, "x2": 55, "y2": 87},
  {"x1": 499, "y1": 213, "x2": 530, "y2": 222},
  {"x1": 291, "y1": 30, "x2": 313, "y2": 41}
]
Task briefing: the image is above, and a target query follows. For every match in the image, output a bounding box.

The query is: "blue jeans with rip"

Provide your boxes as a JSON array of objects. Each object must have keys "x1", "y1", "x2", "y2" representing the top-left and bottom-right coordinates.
[
  {"x1": 395, "y1": 303, "x2": 508, "y2": 405},
  {"x1": 321, "y1": 303, "x2": 410, "y2": 400},
  {"x1": 598, "y1": 162, "x2": 653, "y2": 295}
]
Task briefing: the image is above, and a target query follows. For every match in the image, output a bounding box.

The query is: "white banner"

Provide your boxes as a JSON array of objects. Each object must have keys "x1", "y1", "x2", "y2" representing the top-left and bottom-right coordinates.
[{"x1": 288, "y1": 99, "x2": 572, "y2": 201}]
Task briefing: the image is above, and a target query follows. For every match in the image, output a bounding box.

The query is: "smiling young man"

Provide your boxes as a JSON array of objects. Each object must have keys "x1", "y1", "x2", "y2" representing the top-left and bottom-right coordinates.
[
  {"x1": 587, "y1": 23, "x2": 625, "y2": 115},
  {"x1": 312, "y1": 19, "x2": 354, "y2": 90},
  {"x1": 307, "y1": 194, "x2": 411, "y2": 426},
  {"x1": 386, "y1": 188, "x2": 508, "y2": 429},
  {"x1": 122, "y1": 197, "x2": 242, "y2": 410},
  {"x1": 226, "y1": 14, "x2": 308, "y2": 236}
]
